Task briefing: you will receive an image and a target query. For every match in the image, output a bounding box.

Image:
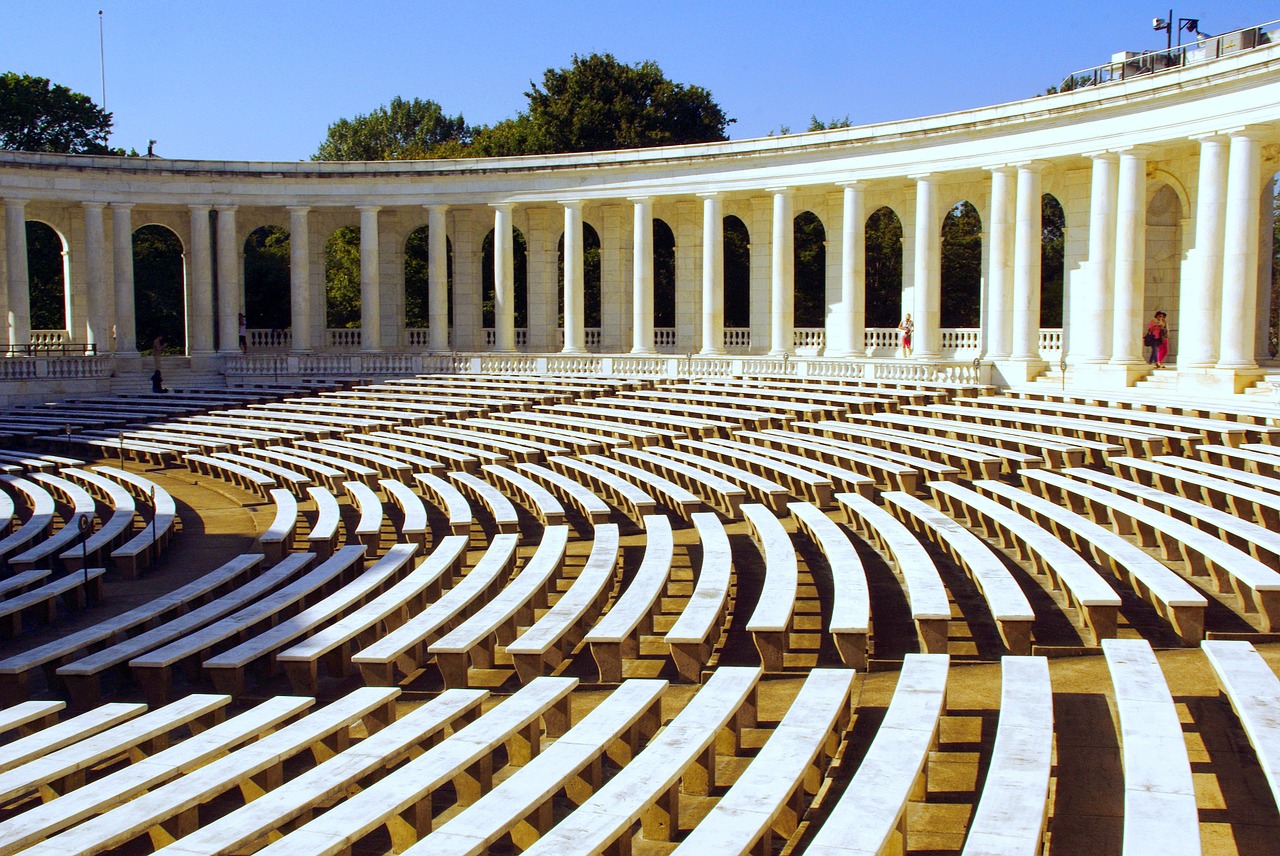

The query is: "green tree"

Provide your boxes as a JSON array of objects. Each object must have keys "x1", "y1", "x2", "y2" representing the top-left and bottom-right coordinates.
[
  {"x1": 26, "y1": 221, "x2": 65, "y2": 330},
  {"x1": 243, "y1": 226, "x2": 291, "y2": 331},
  {"x1": 133, "y1": 226, "x2": 185, "y2": 351},
  {"x1": 808, "y1": 115, "x2": 852, "y2": 131},
  {"x1": 941, "y1": 201, "x2": 982, "y2": 327},
  {"x1": 0, "y1": 72, "x2": 113, "y2": 153},
  {"x1": 1041, "y1": 194, "x2": 1066, "y2": 327},
  {"x1": 325, "y1": 226, "x2": 362, "y2": 329},
  {"x1": 313, "y1": 96, "x2": 470, "y2": 161},
  {"x1": 865, "y1": 207, "x2": 903, "y2": 328},
  {"x1": 794, "y1": 212, "x2": 826, "y2": 328},
  {"x1": 497, "y1": 53, "x2": 732, "y2": 155}
]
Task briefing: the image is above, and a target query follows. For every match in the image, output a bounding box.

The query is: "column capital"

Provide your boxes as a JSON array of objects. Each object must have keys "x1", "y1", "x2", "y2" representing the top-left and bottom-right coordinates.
[
  {"x1": 1012, "y1": 160, "x2": 1049, "y2": 173},
  {"x1": 356, "y1": 204, "x2": 381, "y2": 212},
  {"x1": 560, "y1": 199, "x2": 585, "y2": 210},
  {"x1": 835, "y1": 180, "x2": 867, "y2": 190},
  {"x1": 422, "y1": 202, "x2": 449, "y2": 213},
  {"x1": 3, "y1": 197, "x2": 30, "y2": 209},
  {"x1": 187, "y1": 203, "x2": 212, "y2": 214},
  {"x1": 695, "y1": 190, "x2": 724, "y2": 200},
  {"x1": 764, "y1": 186, "x2": 793, "y2": 197},
  {"x1": 907, "y1": 172, "x2": 937, "y2": 183},
  {"x1": 1222, "y1": 125, "x2": 1267, "y2": 142},
  {"x1": 626, "y1": 195, "x2": 654, "y2": 204},
  {"x1": 213, "y1": 203, "x2": 239, "y2": 214},
  {"x1": 1081, "y1": 150, "x2": 1119, "y2": 163},
  {"x1": 1189, "y1": 132, "x2": 1229, "y2": 144},
  {"x1": 81, "y1": 201, "x2": 107, "y2": 211},
  {"x1": 109, "y1": 201, "x2": 135, "y2": 211},
  {"x1": 982, "y1": 164, "x2": 1016, "y2": 175},
  {"x1": 1114, "y1": 144, "x2": 1155, "y2": 158},
  {"x1": 285, "y1": 205, "x2": 310, "y2": 214},
  {"x1": 489, "y1": 201, "x2": 515, "y2": 211}
]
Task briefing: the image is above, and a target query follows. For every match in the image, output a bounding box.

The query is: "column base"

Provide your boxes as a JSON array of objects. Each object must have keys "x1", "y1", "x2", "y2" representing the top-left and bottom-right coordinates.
[
  {"x1": 1177, "y1": 366, "x2": 1267, "y2": 396},
  {"x1": 992, "y1": 359, "x2": 1049, "y2": 386}
]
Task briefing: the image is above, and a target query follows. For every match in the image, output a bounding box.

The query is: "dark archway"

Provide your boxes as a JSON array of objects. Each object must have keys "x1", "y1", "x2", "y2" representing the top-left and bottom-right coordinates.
[
  {"x1": 133, "y1": 225, "x2": 185, "y2": 353},
  {"x1": 25, "y1": 221, "x2": 67, "y2": 331},
  {"x1": 405, "y1": 225, "x2": 453, "y2": 329},
  {"x1": 243, "y1": 226, "x2": 291, "y2": 332},
  {"x1": 557, "y1": 222, "x2": 602, "y2": 328},
  {"x1": 1144, "y1": 184, "x2": 1182, "y2": 359},
  {"x1": 794, "y1": 211, "x2": 826, "y2": 329},
  {"x1": 324, "y1": 226, "x2": 361, "y2": 330},
  {"x1": 481, "y1": 226, "x2": 528, "y2": 329},
  {"x1": 723, "y1": 215, "x2": 750, "y2": 329},
  {"x1": 941, "y1": 201, "x2": 982, "y2": 327},
  {"x1": 1041, "y1": 194, "x2": 1066, "y2": 327},
  {"x1": 865, "y1": 206, "x2": 903, "y2": 328},
  {"x1": 653, "y1": 219, "x2": 675, "y2": 328}
]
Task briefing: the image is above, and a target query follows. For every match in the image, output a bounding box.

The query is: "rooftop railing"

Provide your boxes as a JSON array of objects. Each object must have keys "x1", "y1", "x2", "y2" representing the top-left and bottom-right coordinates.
[{"x1": 1058, "y1": 19, "x2": 1279, "y2": 91}]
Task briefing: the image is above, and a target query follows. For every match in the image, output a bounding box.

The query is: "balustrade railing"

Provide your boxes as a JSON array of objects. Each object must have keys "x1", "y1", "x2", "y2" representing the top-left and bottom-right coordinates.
[
  {"x1": 865, "y1": 327, "x2": 900, "y2": 353},
  {"x1": 483, "y1": 328, "x2": 529, "y2": 349},
  {"x1": 29, "y1": 330, "x2": 69, "y2": 347},
  {"x1": 326, "y1": 328, "x2": 361, "y2": 349},
  {"x1": 940, "y1": 328, "x2": 981, "y2": 353},
  {"x1": 793, "y1": 328, "x2": 825, "y2": 353},
  {"x1": 654, "y1": 328, "x2": 677, "y2": 352},
  {"x1": 723, "y1": 328, "x2": 751, "y2": 353},
  {"x1": 246, "y1": 328, "x2": 291, "y2": 351},
  {"x1": 1038, "y1": 328, "x2": 1063, "y2": 358}
]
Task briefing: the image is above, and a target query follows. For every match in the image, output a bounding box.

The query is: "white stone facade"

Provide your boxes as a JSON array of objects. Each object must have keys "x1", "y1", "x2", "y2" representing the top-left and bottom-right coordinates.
[{"x1": 3, "y1": 38, "x2": 1280, "y2": 394}]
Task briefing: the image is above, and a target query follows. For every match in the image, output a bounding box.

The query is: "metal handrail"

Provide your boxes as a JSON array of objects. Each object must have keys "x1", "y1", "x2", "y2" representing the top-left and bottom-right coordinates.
[
  {"x1": 1058, "y1": 19, "x2": 1279, "y2": 92},
  {"x1": 2, "y1": 343, "x2": 99, "y2": 357}
]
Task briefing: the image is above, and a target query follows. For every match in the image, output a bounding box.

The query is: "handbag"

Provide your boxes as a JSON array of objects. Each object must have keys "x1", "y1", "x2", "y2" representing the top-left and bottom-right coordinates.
[{"x1": 1143, "y1": 331, "x2": 1157, "y2": 347}]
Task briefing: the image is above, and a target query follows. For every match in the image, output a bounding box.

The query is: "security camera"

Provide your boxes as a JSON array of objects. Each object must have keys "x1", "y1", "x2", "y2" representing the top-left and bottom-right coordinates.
[{"x1": 1153, "y1": 17, "x2": 1168, "y2": 29}]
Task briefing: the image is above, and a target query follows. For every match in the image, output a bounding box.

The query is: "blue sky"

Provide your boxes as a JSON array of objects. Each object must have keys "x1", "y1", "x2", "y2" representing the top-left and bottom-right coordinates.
[{"x1": 5, "y1": 1, "x2": 1278, "y2": 161}]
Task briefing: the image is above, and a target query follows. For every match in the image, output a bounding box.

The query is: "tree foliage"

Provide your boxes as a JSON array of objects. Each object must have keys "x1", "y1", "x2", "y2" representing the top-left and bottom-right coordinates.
[
  {"x1": 243, "y1": 226, "x2": 292, "y2": 331},
  {"x1": 314, "y1": 97, "x2": 470, "y2": 161},
  {"x1": 517, "y1": 54, "x2": 731, "y2": 154},
  {"x1": 865, "y1": 207, "x2": 903, "y2": 328},
  {"x1": 1041, "y1": 194, "x2": 1066, "y2": 327},
  {"x1": 133, "y1": 225, "x2": 185, "y2": 351},
  {"x1": 941, "y1": 201, "x2": 982, "y2": 327},
  {"x1": 0, "y1": 72, "x2": 113, "y2": 154},
  {"x1": 794, "y1": 212, "x2": 826, "y2": 328},
  {"x1": 26, "y1": 221, "x2": 65, "y2": 330}
]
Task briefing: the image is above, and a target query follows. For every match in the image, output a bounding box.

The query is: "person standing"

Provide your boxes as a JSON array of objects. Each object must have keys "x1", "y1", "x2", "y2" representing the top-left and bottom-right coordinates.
[
  {"x1": 898, "y1": 313, "x2": 914, "y2": 357},
  {"x1": 1144, "y1": 311, "x2": 1168, "y2": 368},
  {"x1": 238, "y1": 313, "x2": 248, "y2": 353},
  {"x1": 151, "y1": 334, "x2": 165, "y2": 371}
]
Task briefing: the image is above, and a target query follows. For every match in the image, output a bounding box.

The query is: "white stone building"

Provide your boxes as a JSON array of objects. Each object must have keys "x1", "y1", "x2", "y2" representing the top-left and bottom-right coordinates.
[{"x1": 2, "y1": 24, "x2": 1279, "y2": 396}]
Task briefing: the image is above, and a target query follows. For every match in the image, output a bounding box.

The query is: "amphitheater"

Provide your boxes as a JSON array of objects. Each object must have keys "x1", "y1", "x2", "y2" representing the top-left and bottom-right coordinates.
[{"x1": 1, "y1": 21, "x2": 1280, "y2": 856}]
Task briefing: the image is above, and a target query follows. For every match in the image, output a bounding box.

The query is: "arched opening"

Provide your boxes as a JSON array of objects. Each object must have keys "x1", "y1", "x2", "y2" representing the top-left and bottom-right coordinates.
[
  {"x1": 865, "y1": 206, "x2": 903, "y2": 328},
  {"x1": 133, "y1": 225, "x2": 185, "y2": 353},
  {"x1": 324, "y1": 226, "x2": 361, "y2": 330},
  {"x1": 653, "y1": 219, "x2": 675, "y2": 329},
  {"x1": 243, "y1": 226, "x2": 291, "y2": 341},
  {"x1": 794, "y1": 211, "x2": 826, "y2": 329},
  {"x1": 481, "y1": 226, "x2": 528, "y2": 330},
  {"x1": 1041, "y1": 194, "x2": 1066, "y2": 327},
  {"x1": 723, "y1": 215, "x2": 750, "y2": 331},
  {"x1": 1145, "y1": 183, "x2": 1182, "y2": 362},
  {"x1": 404, "y1": 225, "x2": 453, "y2": 331},
  {"x1": 557, "y1": 222, "x2": 602, "y2": 330},
  {"x1": 940, "y1": 201, "x2": 982, "y2": 327},
  {"x1": 25, "y1": 221, "x2": 68, "y2": 333}
]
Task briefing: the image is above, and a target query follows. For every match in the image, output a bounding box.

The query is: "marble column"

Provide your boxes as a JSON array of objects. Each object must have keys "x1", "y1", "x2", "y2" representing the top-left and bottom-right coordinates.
[
  {"x1": 911, "y1": 175, "x2": 941, "y2": 359},
  {"x1": 1011, "y1": 163, "x2": 1044, "y2": 361},
  {"x1": 1179, "y1": 135, "x2": 1228, "y2": 368},
  {"x1": 288, "y1": 206, "x2": 313, "y2": 352},
  {"x1": 631, "y1": 197, "x2": 654, "y2": 354},
  {"x1": 562, "y1": 201, "x2": 585, "y2": 353},
  {"x1": 215, "y1": 205, "x2": 242, "y2": 353},
  {"x1": 768, "y1": 188, "x2": 794, "y2": 355},
  {"x1": 188, "y1": 205, "x2": 215, "y2": 355},
  {"x1": 82, "y1": 202, "x2": 108, "y2": 353},
  {"x1": 4, "y1": 198, "x2": 30, "y2": 350},
  {"x1": 1076, "y1": 153, "x2": 1117, "y2": 364},
  {"x1": 111, "y1": 202, "x2": 136, "y2": 354},
  {"x1": 492, "y1": 203, "x2": 516, "y2": 352},
  {"x1": 358, "y1": 205, "x2": 381, "y2": 352},
  {"x1": 1110, "y1": 146, "x2": 1149, "y2": 364},
  {"x1": 700, "y1": 193, "x2": 724, "y2": 354},
  {"x1": 985, "y1": 167, "x2": 1016, "y2": 359},
  {"x1": 1218, "y1": 130, "x2": 1263, "y2": 368},
  {"x1": 426, "y1": 204, "x2": 449, "y2": 351},
  {"x1": 832, "y1": 182, "x2": 865, "y2": 357}
]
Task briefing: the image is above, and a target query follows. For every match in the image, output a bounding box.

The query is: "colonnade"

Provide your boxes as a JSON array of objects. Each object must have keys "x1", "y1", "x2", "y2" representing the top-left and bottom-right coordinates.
[{"x1": 2, "y1": 40, "x2": 1278, "y2": 393}]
